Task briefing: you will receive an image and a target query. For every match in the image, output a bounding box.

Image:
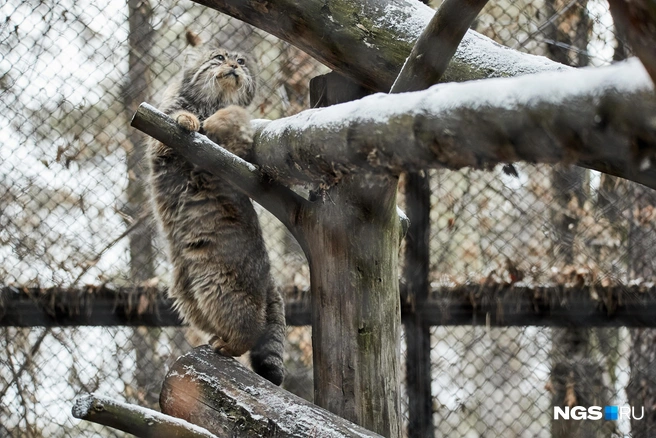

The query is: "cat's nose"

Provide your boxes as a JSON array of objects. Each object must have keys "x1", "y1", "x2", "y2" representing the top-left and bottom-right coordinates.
[{"x1": 228, "y1": 61, "x2": 238, "y2": 69}]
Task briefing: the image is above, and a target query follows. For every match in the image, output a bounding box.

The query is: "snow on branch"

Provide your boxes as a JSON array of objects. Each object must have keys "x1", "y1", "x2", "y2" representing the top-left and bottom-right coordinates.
[
  {"x1": 390, "y1": 0, "x2": 490, "y2": 93},
  {"x1": 191, "y1": 0, "x2": 568, "y2": 91},
  {"x1": 250, "y1": 58, "x2": 656, "y2": 189}
]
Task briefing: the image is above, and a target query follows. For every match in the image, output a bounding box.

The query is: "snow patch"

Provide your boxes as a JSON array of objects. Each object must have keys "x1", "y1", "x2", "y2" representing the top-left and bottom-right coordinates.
[
  {"x1": 373, "y1": 0, "x2": 566, "y2": 80},
  {"x1": 71, "y1": 394, "x2": 94, "y2": 418},
  {"x1": 375, "y1": 2, "x2": 434, "y2": 43}
]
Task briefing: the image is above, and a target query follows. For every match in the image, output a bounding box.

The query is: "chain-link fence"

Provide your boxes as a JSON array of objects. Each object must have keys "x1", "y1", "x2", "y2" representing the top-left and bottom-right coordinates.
[{"x1": 2, "y1": 0, "x2": 654, "y2": 436}]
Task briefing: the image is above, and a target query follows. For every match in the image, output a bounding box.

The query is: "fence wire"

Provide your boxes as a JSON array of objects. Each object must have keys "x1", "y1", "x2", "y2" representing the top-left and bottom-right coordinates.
[{"x1": 1, "y1": 0, "x2": 654, "y2": 437}]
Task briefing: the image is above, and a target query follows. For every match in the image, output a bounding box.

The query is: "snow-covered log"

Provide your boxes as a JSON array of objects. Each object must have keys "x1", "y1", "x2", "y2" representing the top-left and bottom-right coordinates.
[
  {"x1": 252, "y1": 59, "x2": 656, "y2": 189},
  {"x1": 159, "y1": 345, "x2": 383, "y2": 438},
  {"x1": 71, "y1": 393, "x2": 217, "y2": 438},
  {"x1": 191, "y1": 0, "x2": 568, "y2": 91}
]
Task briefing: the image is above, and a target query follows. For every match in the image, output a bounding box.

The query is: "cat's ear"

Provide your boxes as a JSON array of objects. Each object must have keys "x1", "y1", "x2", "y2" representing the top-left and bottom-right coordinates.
[
  {"x1": 182, "y1": 31, "x2": 204, "y2": 68},
  {"x1": 185, "y1": 30, "x2": 203, "y2": 47}
]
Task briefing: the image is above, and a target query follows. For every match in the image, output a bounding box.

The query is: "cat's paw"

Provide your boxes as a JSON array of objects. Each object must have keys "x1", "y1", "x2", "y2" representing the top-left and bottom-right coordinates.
[
  {"x1": 203, "y1": 105, "x2": 253, "y2": 157},
  {"x1": 172, "y1": 110, "x2": 201, "y2": 131}
]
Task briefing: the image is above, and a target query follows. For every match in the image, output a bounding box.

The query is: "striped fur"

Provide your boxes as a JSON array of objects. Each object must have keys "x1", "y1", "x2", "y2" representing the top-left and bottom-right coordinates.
[{"x1": 148, "y1": 41, "x2": 285, "y2": 385}]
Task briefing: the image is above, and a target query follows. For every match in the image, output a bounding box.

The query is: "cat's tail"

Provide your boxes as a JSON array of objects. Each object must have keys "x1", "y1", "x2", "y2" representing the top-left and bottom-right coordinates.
[{"x1": 250, "y1": 283, "x2": 286, "y2": 385}]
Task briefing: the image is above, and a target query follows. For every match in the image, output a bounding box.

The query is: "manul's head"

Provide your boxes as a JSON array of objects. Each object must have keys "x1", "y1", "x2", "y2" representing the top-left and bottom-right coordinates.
[{"x1": 179, "y1": 34, "x2": 256, "y2": 109}]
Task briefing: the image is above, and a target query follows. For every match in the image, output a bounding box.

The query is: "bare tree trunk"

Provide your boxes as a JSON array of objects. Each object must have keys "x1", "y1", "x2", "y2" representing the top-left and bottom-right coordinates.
[
  {"x1": 123, "y1": 0, "x2": 160, "y2": 409},
  {"x1": 124, "y1": 0, "x2": 156, "y2": 283},
  {"x1": 302, "y1": 175, "x2": 401, "y2": 437}
]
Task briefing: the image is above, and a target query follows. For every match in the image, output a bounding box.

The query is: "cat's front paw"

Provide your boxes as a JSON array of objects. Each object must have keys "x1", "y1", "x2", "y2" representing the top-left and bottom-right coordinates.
[
  {"x1": 172, "y1": 110, "x2": 201, "y2": 131},
  {"x1": 203, "y1": 105, "x2": 253, "y2": 157}
]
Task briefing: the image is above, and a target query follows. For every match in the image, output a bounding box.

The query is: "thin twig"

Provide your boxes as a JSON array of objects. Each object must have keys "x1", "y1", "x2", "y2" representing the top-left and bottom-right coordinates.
[
  {"x1": 0, "y1": 328, "x2": 49, "y2": 402},
  {"x1": 71, "y1": 212, "x2": 150, "y2": 287}
]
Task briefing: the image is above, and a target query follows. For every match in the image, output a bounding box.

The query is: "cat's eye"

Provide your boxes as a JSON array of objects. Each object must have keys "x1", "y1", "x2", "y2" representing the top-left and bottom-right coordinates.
[
  {"x1": 237, "y1": 58, "x2": 245, "y2": 65},
  {"x1": 215, "y1": 54, "x2": 225, "y2": 61}
]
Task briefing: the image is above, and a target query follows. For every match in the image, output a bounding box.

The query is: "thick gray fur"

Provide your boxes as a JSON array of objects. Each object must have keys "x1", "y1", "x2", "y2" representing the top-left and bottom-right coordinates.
[{"x1": 148, "y1": 42, "x2": 285, "y2": 385}]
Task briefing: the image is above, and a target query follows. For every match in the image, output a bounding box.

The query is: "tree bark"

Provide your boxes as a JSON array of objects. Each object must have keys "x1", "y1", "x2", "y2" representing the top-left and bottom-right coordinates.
[
  {"x1": 159, "y1": 346, "x2": 383, "y2": 437},
  {"x1": 124, "y1": 0, "x2": 156, "y2": 283},
  {"x1": 189, "y1": 0, "x2": 567, "y2": 91},
  {"x1": 249, "y1": 59, "x2": 655, "y2": 188},
  {"x1": 72, "y1": 393, "x2": 218, "y2": 438},
  {"x1": 302, "y1": 174, "x2": 401, "y2": 437}
]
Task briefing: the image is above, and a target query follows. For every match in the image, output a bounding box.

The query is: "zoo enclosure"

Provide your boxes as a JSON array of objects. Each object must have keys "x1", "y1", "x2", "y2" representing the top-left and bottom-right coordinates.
[{"x1": 1, "y1": 0, "x2": 655, "y2": 437}]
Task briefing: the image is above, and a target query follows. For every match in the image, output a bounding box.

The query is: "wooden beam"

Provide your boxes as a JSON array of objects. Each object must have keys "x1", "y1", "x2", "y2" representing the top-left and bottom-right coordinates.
[
  {"x1": 401, "y1": 173, "x2": 433, "y2": 438},
  {"x1": 307, "y1": 73, "x2": 401, "y2": 437},
  {"x1": 0, "y1": 286, "x2": 181, "y2": 327},
  {"x1": 4, "y1": 284, "x2": 656, "y2": 328},
  {"x1": 417, "y1": 284, "x2": 656, "y2": 327},
  {"x1": 0, "y1": 286, "x2": 309, "y2": 327}
]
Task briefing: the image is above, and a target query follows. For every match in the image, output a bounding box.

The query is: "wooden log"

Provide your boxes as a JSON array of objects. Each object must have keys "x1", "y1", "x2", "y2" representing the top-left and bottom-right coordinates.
[
  {"x1": 160, "y1": 345, "x2": 383, "y2": 437},
  {"x1": 250, "y1": 59, "x2": 656, "y2": 190},
  {"x1": 71, "y1": 393, "x2": 217, "y2": 438},
  {"x1": 6, "y1": 284, "x2": 656, "y2": 328}
]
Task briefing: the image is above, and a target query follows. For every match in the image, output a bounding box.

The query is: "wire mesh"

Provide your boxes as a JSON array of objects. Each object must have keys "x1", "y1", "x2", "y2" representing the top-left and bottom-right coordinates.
[{"x1": 1, "y1": 0, "x2": 655, "y2": 437}]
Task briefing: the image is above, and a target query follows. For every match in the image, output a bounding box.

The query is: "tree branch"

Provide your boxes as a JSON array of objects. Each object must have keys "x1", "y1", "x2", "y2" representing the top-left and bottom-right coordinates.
[
  {"x1": 390, "y1": 0, "x2": 490, "y2": 93},
  {"x1": 72, "y1": 393, "x2": 218, "y2": 438},
  {"x1": 250, "y1": 59, "x2": 656, "y2": 189},
  {"x1": 130, "y1": 103, "x2": 309, "y2": 237},
  {"x1": 160, "y1": 345, "x2": 383, "y2": 437},
  {"x1": 191, "y1": 0, "x2": 567, "y2": 91}
]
